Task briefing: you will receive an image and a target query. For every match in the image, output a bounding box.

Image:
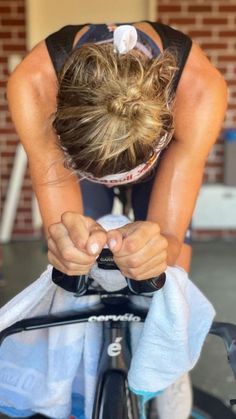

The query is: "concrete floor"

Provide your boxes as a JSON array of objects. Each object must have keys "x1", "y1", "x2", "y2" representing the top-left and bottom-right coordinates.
[{"x1": 0, "y1": 239, "x2": 236, "y2": 417}]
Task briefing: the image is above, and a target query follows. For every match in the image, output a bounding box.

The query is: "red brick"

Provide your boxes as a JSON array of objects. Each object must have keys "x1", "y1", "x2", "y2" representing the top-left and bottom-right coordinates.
[
  {"x1": 23, "y1": 196, "x2": 32, "y2": 202},
  {"x1": 24, "y1": 219, "x2": 33, "y2": 224},
  {"x1": 0, "y1": 174, "x2": 11, "y2": 180},
  {"x1": 1, "y1": 151, "x2": 14, "y2": 157},
  {"x1": 22, "y1": 186, "x2": 33, "y2": 192},
  {"x1": 159, "y1": 5, "x2": 181, "y2": 12},
  {"x1": 188, "y1": 30, "x2": 211, "y2": 37},
  {"x1": 205, "y1": 162, "x2": 222, "y2": 168},
  {"x1": 1, "y1": 19, "x2": 25, "y2": 26},
  {"x1": 192, "y1": 230, "x2": 236, "y2": 239},
  {"x1": 12, "y1": 229, "x2": 35, "y2": 235},
  {"x1": 219, "y1": 31, "x2": 236, "y2": 37},
  {"x1": 203, "y1": 18, "x2": 228, "y2": 25},
  {"x1": 219, "y1": 5, "x2": 236, "y2": 12},
  {"x1": 6, "y1": 139, "x2": 19, "y2": 146},
  {"x1": 17, "y1": 207, "x2": 31, "y2": 213},
  {"x1": 5, "y1": 115, "x2": 12, "y2": 124},
  {"x1": 168, "y1": 18, "x2": 196, "y2": 25},
  {"x1": 0, "y1": 128, "x2": 16, "y2": 134},
  {"x1": 3, "y1": 44, "x2": 26, "y2": 52},
  {"x1": 188, "y1": 5, "x2": 212, "y2": 12},
  {"x1": 218, "y1": 56, "x2": 236, "y2": 62},
  {"x1": 18, "y1": 31, "x2": 26, "y2": 39},
  {"x1": 0, "y1": 31, "x2": 12, "y2": 38},
  {"x1": 193, "y1": 229, "x2": 224, "y2": 236},
  {"x1": 0, "y1": 6, "x2": 11, "y2": 13},
  {"x1": 17, "y1": 6, "x2": 25, "y2": 13},
  {"x1": 201, "y1": 43, "x2": 227, "y2": 50}
]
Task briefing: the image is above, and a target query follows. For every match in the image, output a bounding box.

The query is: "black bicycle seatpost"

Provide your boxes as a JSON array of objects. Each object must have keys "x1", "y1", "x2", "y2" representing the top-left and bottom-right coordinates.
[{"x1": 97, "y1": 249, "x2": 166, "y2": 294}]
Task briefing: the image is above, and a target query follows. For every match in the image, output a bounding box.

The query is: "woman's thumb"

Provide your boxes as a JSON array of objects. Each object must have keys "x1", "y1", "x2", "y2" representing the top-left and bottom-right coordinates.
[{"x1": 107, "y1": 229, "x2": 123, "y2": 253}]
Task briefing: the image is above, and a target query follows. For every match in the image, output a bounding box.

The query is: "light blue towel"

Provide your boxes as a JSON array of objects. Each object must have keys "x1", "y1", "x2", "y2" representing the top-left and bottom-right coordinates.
[
  {"x1": 128, "y1": 265, "x2": 216, "y2": 395},
  {"x1": 0, "y1": 268, "x2": 103, "y2": 419},
  {"x1": 0, "y1": 215, "x2": 215, "y2": 419}
]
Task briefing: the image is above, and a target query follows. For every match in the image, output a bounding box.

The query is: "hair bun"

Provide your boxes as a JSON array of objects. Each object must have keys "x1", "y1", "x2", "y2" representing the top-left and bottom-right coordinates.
[{"x1": 108, "y1": 87, "x2": 142, "y2": 119}]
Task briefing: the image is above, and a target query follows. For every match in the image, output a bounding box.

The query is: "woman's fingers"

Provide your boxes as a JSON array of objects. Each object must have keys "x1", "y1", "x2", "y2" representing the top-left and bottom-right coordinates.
[
  {"x1": 110, "y1": 221, "x2": 168, "y2": 280},
  {"x1": 48, "y1": 213, "x2": 107, "y2": 275},
  {"x1": 47, "y1": 248, "x2": 93, "y2": 275},
  {"x1": 117, "y1": 250, "x2": 168, "y2": 280},
  {"x1": 86, "y1": 223, "x2": 107, "y2": 256},
  {"x1": 113, "y1": 221, "x2": 161, "y2": 256},
  {"x1": 61, "y1": 211, "x2": 107, "y2": 256},
  {"x1": 115, "y1": 234, "x2": 168, "y2": 266},
  {"x1": 61, "y1": 212, "x2": 90, "y2": 249},
  {"x1": 106, "y1": 229, "x2": 124, "y2": 253},
  {"x1": 47, "y1": 234, "x2": 94, "y2": 266}
]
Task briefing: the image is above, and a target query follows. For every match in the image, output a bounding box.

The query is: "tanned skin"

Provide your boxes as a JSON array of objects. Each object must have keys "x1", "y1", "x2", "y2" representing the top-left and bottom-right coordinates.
[{"x1": 7, "y1": 22, "x2": 227, "y2": 277}]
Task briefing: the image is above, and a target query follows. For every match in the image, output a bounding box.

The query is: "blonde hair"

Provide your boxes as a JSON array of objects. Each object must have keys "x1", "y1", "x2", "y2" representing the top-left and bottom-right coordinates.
[{"x1": 53, "y1": 43, "x2": 177, "y2": 177}]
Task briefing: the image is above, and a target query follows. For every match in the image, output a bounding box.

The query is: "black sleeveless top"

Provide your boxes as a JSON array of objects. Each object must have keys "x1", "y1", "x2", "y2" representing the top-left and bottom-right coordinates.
[{"x1": 45, "y1": 21, "x2": 192, "y2": 95}]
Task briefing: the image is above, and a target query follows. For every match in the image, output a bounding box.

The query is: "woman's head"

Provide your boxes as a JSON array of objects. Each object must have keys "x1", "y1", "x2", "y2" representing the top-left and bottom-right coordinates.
[{"x1": 53, "y1": 42, "x2": 177, "y2": 179}]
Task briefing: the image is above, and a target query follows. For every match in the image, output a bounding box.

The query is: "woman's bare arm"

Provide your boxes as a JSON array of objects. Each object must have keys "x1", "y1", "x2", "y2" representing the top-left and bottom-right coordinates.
[
  {"x1": 147, "y1": 42, "x2": 228, "y2": 264},
  {"x1": 7, "y1": 40, "x2": 83, "y2": 238}
]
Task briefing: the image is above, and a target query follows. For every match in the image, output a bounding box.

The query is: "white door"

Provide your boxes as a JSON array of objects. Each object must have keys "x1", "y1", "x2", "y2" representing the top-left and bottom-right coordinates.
[{"x1": 26, "y1": 0, "x2": 157, "y2": 48}]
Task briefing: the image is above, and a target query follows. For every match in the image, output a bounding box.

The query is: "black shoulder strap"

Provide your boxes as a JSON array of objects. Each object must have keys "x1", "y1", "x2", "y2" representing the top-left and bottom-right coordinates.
[
  {"x1": 45, "y1": 25, "x2": 85, "y2": 75},
  {"x1": 147, "y1": 21, "x2": 192, "y2": 92}
]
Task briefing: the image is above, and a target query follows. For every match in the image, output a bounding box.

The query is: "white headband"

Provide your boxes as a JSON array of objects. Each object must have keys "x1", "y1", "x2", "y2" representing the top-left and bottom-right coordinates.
[
  {"x1": 77, "y1": 149, "x2": 161, "y2": 187},
  {"x1": 113, "y1": 25, "x2": 138, "y2": 54},
  {"x1": 75, "y1": 132, "x2": 173, "y2": 187}
]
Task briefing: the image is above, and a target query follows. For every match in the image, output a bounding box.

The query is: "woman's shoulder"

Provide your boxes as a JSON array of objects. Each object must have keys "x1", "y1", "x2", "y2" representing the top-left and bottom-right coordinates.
[
  {"x1": 7, "y1": 40, "x2": 59, "y2": 145},
  {"x1": 8, "y1": 40, "x2": 58, "y2": 109}
]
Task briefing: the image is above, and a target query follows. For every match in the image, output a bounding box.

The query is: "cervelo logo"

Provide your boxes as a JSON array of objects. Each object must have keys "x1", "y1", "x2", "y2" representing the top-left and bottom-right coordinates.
[
  {"x1": 88, "y1": 313, "x2": 141, "y2": 322},
  {"x1": 108, "y1": 337, "x2": 123, "y2": 357}
]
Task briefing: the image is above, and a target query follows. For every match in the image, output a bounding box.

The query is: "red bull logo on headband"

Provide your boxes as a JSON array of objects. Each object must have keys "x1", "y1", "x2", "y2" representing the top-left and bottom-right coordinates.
[{"x1": 77, "y1": 148, "x2": 161, "y2": 187}]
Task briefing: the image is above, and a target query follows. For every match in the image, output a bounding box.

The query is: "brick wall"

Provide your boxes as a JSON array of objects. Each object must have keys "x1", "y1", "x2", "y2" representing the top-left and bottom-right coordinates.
[
  {"x1": 158, "y1": 0, "x2": 236, "y2": 239},
  {"x1": 158, "y1": 0, "x2": 235, "y2": 183},
  {"x1": 0, "y1": 0, "x2": 35, "y2": 238}
]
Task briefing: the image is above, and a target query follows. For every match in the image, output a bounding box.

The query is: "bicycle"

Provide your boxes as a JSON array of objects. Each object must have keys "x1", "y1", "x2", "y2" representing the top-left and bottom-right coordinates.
[{"x1": 1, "y1": 249, "x2": 236, "y2": 419}]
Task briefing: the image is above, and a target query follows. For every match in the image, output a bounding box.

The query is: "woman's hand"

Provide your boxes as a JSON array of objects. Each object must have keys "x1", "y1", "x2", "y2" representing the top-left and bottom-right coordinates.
[
  {"x1": 47, "y1": 212, "x2": 107, "y2": 275},
  {"x1": 107, "y1": 221, "x2": 168, "y2": 280}
]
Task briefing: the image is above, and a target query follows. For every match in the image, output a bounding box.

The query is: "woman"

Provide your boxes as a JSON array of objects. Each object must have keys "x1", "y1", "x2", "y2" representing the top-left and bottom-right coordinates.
[
  {"x1": 7, "y1": 21, "x2": 227, "y2": 279},
  {"x1": 6, "y1": 21, "x2": 227, "y2": 419}
]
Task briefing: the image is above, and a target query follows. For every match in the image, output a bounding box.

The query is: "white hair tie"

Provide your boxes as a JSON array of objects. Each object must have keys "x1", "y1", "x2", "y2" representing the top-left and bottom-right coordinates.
[{"x1": 113, "y1": 25, "x2": 138, "y2": 54}]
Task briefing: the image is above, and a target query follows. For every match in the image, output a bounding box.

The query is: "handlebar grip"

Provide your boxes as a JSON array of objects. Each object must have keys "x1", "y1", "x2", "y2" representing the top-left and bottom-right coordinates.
[
  {"x1": 97, "y1": 249, "x2": 166, "y2": 294},
  {"x1": 126, "y1": 274, "x2": 166, "y2": 295},
  {"x1": 51, "y1": 249, "x2": 166, "y2": 295},
  {"x1": 52, "y1": 267, "x2": 87, "y2": 295}
]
